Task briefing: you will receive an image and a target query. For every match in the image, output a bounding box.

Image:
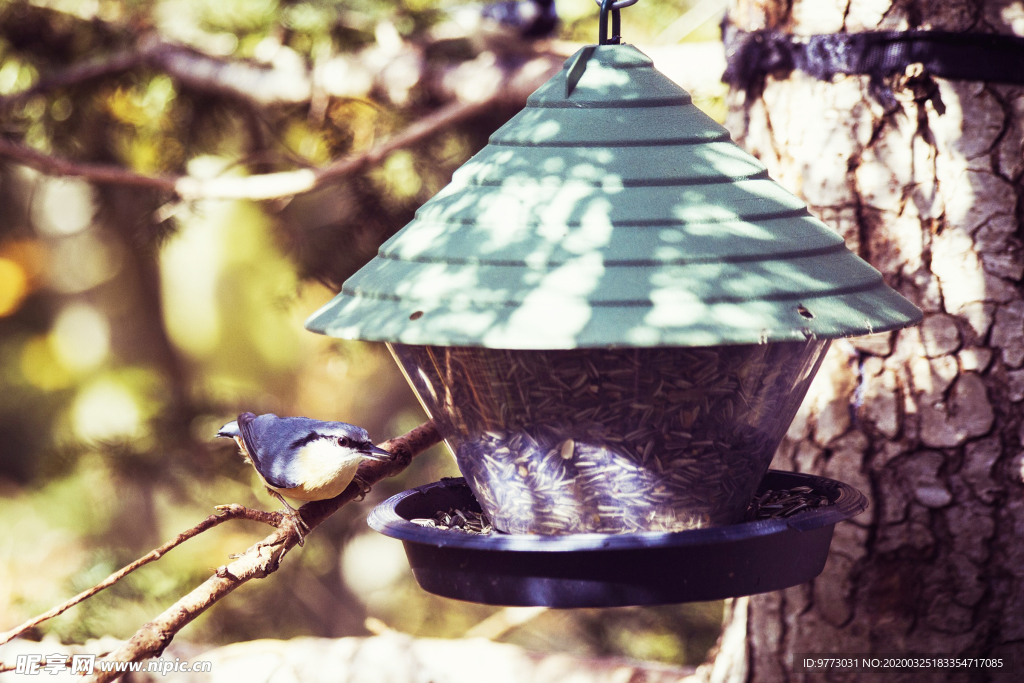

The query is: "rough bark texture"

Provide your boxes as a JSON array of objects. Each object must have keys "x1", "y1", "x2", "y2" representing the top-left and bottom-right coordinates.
[{"x1": 718, "y1": 1, "x2": 1024, "y2": 681}]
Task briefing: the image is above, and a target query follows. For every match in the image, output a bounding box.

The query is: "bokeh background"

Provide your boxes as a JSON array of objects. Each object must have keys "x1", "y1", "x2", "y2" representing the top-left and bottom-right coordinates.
[{"x1": 0, "y1": 0, "x2": 725, "y2": 666}]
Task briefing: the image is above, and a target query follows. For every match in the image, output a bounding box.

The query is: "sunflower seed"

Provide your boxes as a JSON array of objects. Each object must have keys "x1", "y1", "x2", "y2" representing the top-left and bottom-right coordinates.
[{"x1": 390, "y1": 341, "x2": 830, "y2": 535}]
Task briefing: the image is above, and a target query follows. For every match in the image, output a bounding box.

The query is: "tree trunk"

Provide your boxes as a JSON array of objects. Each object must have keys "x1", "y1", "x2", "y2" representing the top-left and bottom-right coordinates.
[{"x1": 714, "y1": 1, "x2": 1024, "y2": 681}]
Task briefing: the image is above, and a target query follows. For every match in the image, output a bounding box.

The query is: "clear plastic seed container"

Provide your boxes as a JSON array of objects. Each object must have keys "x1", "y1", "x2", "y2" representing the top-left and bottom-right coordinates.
[{"x1": 389, "y1": 341, "x2": 830, "y2": 535}]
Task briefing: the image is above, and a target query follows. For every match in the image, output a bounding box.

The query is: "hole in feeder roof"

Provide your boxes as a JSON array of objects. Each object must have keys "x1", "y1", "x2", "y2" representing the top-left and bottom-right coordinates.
[
  {"x1": 797, "y1": 304, "x2": 814, "y2": 319},
  {"x1": 409, "y1": 310, "x2": 424, "y2": 321}
]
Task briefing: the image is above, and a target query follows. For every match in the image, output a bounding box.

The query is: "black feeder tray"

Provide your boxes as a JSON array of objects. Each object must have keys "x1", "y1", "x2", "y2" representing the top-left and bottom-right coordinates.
[{"x1": 368, "y1": 470, "x2": 867, "y2": 608}]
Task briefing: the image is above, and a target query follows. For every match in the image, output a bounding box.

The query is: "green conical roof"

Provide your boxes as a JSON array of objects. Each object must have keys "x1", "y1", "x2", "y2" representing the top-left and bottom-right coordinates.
[{"x1": 306, "y1": 45, "x2": 921, "y2": 349}]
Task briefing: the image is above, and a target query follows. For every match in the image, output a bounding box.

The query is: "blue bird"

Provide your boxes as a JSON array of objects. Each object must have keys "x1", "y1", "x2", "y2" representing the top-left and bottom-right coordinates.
[
  {"x1": 433, "y1": 0, "x2": 559, "y2": 51},
  {"x1": 217, "y1": 412, "x2": 390, "y2": 543},
  {"x1": 481, "y1": 0, "x2": 559, "y2": 40}
]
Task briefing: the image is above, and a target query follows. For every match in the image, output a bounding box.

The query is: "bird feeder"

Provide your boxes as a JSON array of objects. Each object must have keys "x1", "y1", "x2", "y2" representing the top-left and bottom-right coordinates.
[{"x1": 305, "y1": 6, "x2": 921, "y2": 604}]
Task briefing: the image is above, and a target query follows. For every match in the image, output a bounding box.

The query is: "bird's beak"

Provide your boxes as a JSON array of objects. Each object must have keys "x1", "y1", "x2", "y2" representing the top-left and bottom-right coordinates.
[
  {"x1": 216, "y1": 421, "x2": 240, "y2": 439},
  {"x1": 361, "y1": 444, "x2": 392, "y2": 461}
]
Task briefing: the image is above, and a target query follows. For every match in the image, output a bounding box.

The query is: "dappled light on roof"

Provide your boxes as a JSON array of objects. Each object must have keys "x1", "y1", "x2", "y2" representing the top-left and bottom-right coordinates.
[{"x1": 307, "y1": 43, "x2": 921, "y2": 349}]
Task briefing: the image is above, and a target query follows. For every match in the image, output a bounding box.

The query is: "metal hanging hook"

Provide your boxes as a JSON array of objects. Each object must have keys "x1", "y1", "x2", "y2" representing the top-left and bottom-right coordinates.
[{"x1": 596, "y1": 0, "x2": 638, "y2": 45}]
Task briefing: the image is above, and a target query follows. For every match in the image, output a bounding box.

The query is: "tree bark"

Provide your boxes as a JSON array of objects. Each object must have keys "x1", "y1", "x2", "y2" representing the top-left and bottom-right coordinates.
[{"x1": 716, "y1": 1, "x2": 1024, "y2": 681}]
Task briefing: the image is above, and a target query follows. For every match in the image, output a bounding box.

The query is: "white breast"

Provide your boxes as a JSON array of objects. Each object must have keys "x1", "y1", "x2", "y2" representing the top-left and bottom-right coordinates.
[{"x1": 273, "y1": 439, "x2": 362, "y2": 502}]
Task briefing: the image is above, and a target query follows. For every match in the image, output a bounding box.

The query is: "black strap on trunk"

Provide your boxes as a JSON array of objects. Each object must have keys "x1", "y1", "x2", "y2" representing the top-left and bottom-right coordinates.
[{"x1": 722, "y1": 24, "x2": 1024, "y2": 109}]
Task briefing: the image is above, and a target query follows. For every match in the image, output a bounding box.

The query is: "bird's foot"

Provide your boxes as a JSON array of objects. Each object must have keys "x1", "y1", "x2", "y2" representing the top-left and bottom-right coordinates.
[
  {"x1": 353, "y1": 475, "x2": 372, "y2": 502},
  {"x1": 283, "y1": 508, "x2": 307, "y2": 547},
  {"x1": 266, "y1": 487, "x2": 308, "y2": 546}
]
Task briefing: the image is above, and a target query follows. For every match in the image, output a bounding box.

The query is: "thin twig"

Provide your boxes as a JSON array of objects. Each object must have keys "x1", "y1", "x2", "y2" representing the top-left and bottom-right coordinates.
[
  {"x1": 85, "y1": 421, "x2": 441, "y2": 683},
  {"x1": 0, "y1": 505, "x2": 281, "y2": 646}
]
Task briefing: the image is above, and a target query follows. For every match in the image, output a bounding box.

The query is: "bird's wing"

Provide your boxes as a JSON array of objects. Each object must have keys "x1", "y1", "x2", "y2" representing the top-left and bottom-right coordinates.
[{"x1": 237, "y1": 412, "x2": 303, "y2": 489}]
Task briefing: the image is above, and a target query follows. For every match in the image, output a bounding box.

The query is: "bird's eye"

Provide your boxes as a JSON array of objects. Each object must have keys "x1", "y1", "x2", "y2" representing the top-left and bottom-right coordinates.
[{"x1": 337, "y1": 436, "x2": 351, "y2": 447}]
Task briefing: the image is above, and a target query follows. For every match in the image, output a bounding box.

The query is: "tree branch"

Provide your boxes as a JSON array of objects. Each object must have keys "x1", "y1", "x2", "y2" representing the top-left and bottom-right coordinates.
[
  {"x1": 0, "y1": 94, "x2": 494, "y2": 200},
  {"x1": 0, "y1": 18, "x2": 567, "y2": 202},
  {"x1": 0, "y1": 505, "x2": 282, "y2": 647},
  {"x1": 0, "y1": 137, "x2": 177, "y2": 192},
  {"x1": 0, "y1": 38, "x2": 309, "y2": 111},
  {"x1": 83, "y1": 420, "x2": 441, "y2": 683},
  {"x1": 0, "y1": 34, "x2": 562, "y2": 111},
  {"x1": 176, "y1": 95, "x2": 496, "y2": 200}
]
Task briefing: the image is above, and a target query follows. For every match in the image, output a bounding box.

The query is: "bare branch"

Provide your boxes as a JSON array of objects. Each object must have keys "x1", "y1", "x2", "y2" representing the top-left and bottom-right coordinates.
[
  {"x1": 174, "y1": 95, "x2": 495, "y2": 200},
  {"x1": 0, "y1": 26, "x2": 568, "y2": 202},
  {"x1": 0, "y1": 85, "x2": 504, "y2": 198},
  {"x1": 0, "y1": 41, "x2": 729, "y2": 202},
  {"x1": 0, "y1": 504, "x2": 282, "y2": 647},
  {"x1": 0, "y1": 19, "x2": 718, "y2": 115},
  {"x1": 0, "y1": 94, "x2": 496, "y2": 200},
  {"x1": 85, "y1": 421, "x2": 441, "y2": 683},
  {"x1": 0, "y1": 137, "x2": 177, "y2": 192},
  {"x1": 146, "y1": 40, "x2": 314, "y2": 107},
  {"x1": 0, "y1": 34, "x2": 561, "y2": 111},
  {"x1": 0, "y1": 38, "x2": 311, "y2": 111}
]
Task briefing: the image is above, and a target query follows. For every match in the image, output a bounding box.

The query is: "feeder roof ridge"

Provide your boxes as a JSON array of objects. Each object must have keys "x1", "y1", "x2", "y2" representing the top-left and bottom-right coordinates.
[
  {"x1": 305, "y1": 43, "x2": 922, "y2": 349},
  {"x1": 526, "y1": 44, "x2": 690, "y2": 109}
]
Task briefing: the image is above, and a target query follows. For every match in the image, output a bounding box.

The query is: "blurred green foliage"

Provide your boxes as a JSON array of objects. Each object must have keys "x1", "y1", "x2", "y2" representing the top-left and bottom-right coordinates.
[{"x1": 0, "y1": 0, "x2": 725, "y2": 668}]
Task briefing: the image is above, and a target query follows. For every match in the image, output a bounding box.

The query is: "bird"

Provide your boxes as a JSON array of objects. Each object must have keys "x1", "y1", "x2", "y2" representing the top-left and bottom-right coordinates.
[
  {"x1": 216, "y1": 412, "x2": 391, "y2": 544},
  {"x1": 430, "y1": 0, "x2": 559, "y2": 53},
  {"x1": 479, "y1": 0, "x2": 559, "y2": 40}
]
